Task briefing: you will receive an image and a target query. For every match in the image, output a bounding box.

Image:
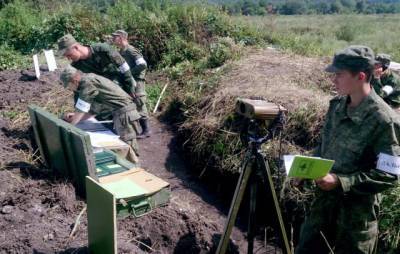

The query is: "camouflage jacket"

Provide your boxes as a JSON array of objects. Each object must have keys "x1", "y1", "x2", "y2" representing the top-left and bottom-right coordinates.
[
  {"x1": 72, "y1": 43, "x2": 136, "y2": 95},
  {"x1": 74, "y1": 73, "x2": 133, "y2": 116},
  {"x1": 315, "y1": 89, "x2": 400, "y2": 196},
  {"x1": 371, "y1": 70, "x2": 400, "y2": 108},
  {"x1": 119, "y1": 44, "x2": 147, "y2": 81}
]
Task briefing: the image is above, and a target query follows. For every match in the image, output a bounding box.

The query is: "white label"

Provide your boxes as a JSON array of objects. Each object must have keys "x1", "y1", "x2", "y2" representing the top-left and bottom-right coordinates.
[
  {"x1": 33, "y1": 54, "x2": 40, "y2": 79},
  {"x1": 75, "y1": 98, "x2": 91, "y2": 113},
  {"x1": 377, "y1": 153, "x2": 400, "y2": 175},
  {"x1": 119, "y1": 62, "x2": 130, "y2": 73},
  {"x1": 283, "y1": 155, "x2": 295, "y2": 175},
  {"x1": 44, "y1": 49, "x2": 57, "y2": 71},
  {"x1": 135, "y1": 57, "x2": 147, "y2": 66},
  {"x1": 382, "y1": 85, "x2": 394, "y2": 96}
]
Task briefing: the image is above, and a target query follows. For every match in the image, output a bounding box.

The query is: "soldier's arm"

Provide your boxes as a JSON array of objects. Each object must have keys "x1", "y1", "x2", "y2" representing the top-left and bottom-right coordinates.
[
  {"x1": 336, "y1": 121, "x2": 400, "y2": 195},
  {"x1": 127, "y1": 48, "x2": 147, "y2": 76},
  {"x1": 64, "y1": 112, "x2": 93, "y2": 125},
  {"x1": 107, "y1": 48, "x2": 137, "y2": 95},
  {"x1": 384, "y1": 73, "x2": 400, "y2": 107},
  {"x1": 73, "y1": 83, "x2": 100, "y2": 116}
]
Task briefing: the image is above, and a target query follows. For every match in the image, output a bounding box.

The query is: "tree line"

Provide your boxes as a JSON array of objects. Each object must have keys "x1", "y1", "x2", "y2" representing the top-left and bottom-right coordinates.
[{"x1": 214, "y1": 0, "x2": 400, "y2": 15}]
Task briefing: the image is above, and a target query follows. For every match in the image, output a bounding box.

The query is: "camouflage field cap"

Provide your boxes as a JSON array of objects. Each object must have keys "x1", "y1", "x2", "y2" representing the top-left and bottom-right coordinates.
[
  {"x1": 112, "y1": 30, "x2": 128, "y2": 39},
  {"x1": 375, "y1": 53, "x2": 391, "y2": 70},
  {"x1": 60, "y1": 66, "x2": 78, "y2": 88},
  {"x1": 325, "y1": 45, "x2": 376, "y2": 73},
  {"x1": 57, "y1": 34, "x2": 77, "y2": 55}
]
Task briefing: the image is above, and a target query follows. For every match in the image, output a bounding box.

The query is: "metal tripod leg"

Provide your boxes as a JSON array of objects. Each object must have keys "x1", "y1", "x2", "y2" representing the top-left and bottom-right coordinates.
[
  {"x1": 216, "y1": 154, "x2": 253, "y2": 254},
  {"x1": 247, "y1": 176, "x2": 258, "y2": 254},
  {"x1": 256, "y1": 153, "x2": 292, "y2": 254}
]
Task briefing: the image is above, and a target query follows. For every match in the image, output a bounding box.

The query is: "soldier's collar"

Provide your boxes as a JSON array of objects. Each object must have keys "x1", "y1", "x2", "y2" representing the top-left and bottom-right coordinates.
[
  {"x1": 341, "y1": 89, "x2": 378, "y2": 124},
  {"x1": 87, "y1": 45, "x2": 94, "y2": 58}
]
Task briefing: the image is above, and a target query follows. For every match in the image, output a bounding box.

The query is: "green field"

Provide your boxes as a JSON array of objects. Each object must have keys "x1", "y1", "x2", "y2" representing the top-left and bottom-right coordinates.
[{"x1": 236, "y1": 14, "x2": 400, "y2": 60}]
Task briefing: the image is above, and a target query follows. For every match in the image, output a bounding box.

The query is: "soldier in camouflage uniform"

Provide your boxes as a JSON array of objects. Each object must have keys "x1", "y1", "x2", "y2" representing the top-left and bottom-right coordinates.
[
  {"x1": 60, "y1": 66, "x2": 140, "y2": 163},
  {"x1": 57, "y1": 34, "x2": 137, "y2": 99},
  {"x1": 296, "y1": 46, "x2": 400, "y2": 254},
  {"x1": 371, "y1": 53, "x2": 400, "y2": 109},
  {"x1": 111, "y1": 30, "x2": 151, "y2": 138}
]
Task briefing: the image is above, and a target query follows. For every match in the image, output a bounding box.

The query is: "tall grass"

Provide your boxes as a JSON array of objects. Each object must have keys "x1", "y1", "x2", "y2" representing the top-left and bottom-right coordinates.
[{"x1": 236, "y1": 14, "x2": 400, "y2": 60}]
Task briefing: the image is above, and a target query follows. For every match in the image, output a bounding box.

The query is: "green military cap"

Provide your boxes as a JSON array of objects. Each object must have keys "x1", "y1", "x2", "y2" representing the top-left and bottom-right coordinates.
[
  {"x1": 57, "y1": 34, "x2": 77, "y2": 55},
  {"x1": 325, "y1": 45, "x2": 376, "y2": 73},
  {"x1": 112, "y1": 29, "x2": 128, "y2": 39},
  {"x1": 60, "y1": 66, "x2": 78, "y2": 87},
  {"x1": 375, "y1": 53, "x2": 391, "y2": 70}
]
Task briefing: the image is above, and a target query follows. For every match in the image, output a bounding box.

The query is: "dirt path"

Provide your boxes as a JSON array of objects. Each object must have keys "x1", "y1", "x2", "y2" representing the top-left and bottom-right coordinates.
[
  {"x1": 129, "y1": 118, "x2": 273, "y2": 253},
  {"x1": 0, "y1": 69, "x2": 277, "y2": 253}
]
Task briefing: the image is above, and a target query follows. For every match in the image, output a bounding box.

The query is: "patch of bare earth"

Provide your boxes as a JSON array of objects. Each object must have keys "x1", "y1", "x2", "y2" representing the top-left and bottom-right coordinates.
[{"x1": 0, "y1": 68, "x2": 273, "y2": 253}]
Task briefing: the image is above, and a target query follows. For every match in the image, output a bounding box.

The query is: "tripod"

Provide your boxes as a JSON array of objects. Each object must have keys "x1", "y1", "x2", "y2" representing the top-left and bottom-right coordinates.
[{"x1": 216, "y1": 116, "x2": 292, "y2": 254}]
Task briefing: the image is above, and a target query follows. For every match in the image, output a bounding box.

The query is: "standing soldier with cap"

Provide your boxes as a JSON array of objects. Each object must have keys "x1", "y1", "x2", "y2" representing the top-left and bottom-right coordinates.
[
  {"x1": 295, "y1": 46, "x2": 400, "y2": 254},
  {"x1": 57, "y1": 34, "x2": 137, "y2": 99},
  {"x1": 60, "y1": 66, "x2": 141, "y2": 163},
  {"x1": 111, "y1": 30, "x2": 151, "y2": 138},
  {"x1": 372, "y1": 53, "x2": 400, "y2": 110}
]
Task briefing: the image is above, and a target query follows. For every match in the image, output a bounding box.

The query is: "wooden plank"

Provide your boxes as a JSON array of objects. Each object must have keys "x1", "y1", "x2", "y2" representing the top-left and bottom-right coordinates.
[{"x1": 86, "y1": 176, "x2": 117, "y2": 254}]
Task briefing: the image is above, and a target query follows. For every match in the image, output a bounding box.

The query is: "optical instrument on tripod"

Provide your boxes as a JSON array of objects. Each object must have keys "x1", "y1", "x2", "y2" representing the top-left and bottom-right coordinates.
[{"x1": 216, "y1": 98, "x2": 291, "y2": 254}]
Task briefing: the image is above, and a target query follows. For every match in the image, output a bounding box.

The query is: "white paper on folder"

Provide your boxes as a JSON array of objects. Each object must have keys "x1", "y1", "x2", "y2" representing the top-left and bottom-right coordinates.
[
  {"x1": 33, "y1": 54, "x2": 40, "y2": 79},
  {"x1": 86, "y1": 130, "x2": 121, "y2": 147},
  {"x1": 283, "y1": 155, "x2": 295, "y2": 175},
  {"x1": 44, "y1": 50, "x2": 57, "y2": 71}
]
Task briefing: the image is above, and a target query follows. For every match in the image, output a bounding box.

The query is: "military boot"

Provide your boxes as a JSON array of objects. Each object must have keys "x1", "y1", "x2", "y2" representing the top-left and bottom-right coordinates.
[{"x1": 137, "y1": 118, "x2": 151, "y2": 139}]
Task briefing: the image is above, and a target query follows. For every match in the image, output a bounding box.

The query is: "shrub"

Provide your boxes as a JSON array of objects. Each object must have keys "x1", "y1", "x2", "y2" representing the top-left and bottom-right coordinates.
[
  {"x1": 160, "y1": 35, "x2": 207, "y2": 67},
  {"x1": 0, "y1": 44, "x2": 29, "y2": 71},
  {"x1": 335, "y1": 24, "x2": 355, "y2": 42},
  {"x1": 207, "y1": 37, "x2": 237, "y2": 68}
]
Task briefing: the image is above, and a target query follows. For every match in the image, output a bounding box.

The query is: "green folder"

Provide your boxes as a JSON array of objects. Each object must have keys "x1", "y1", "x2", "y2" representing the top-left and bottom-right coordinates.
[{"x1": 284, "y1": 155, "x2": 334, "y2": 179}]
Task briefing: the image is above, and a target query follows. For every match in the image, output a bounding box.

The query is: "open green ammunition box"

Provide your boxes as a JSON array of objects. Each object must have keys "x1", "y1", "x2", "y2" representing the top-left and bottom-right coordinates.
[{"x1": 28, "y1": 105, "x2": 170, "y2": 253}]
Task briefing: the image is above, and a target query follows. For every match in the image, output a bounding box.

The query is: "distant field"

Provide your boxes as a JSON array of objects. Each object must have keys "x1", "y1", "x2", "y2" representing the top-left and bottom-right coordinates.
[{"x1": 234, "y1": 14, "x2": 400, "y2": 60}]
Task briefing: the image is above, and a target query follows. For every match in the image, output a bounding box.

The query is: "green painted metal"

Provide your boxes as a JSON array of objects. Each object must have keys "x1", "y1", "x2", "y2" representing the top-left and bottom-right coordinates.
[
  {"x1": 28, "y1": 105, "x2": 97, "y2": 195},
  {"x1": 28, "y1": 105, "x2": 170, "y2": 220},
  {"x1": 86, "y1": 176, "x2": 117, "y2": 254}
]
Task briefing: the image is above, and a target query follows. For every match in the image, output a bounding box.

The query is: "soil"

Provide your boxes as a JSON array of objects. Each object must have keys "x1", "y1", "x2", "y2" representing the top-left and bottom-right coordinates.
[{"x1": 0, "y1": 69, "x2": 276, "y2": 253}]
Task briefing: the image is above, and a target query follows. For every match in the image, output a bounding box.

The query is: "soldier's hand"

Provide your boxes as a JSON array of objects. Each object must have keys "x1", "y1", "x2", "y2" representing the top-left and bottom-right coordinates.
[
  {"x1": 292, "y1": 178, "x2": 304, "y2": 188},
  {"x1": 130, "y1": 92, "x2": 137, "y2": 99},
  {"x1": 63, "y1": 112, "x2": 75, "y2": 123},
  {"x1": 315, "y1": 173, "x2": 339, "y2": 191}
]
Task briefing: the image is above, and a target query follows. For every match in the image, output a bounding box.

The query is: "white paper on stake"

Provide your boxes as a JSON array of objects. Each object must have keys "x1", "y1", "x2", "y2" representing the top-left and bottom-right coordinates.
[
  {"x1": 33, "y1": 54, "x2": 40, "y2": 79},
  {"x1": 44, "y1": 49, "x2": 57, "y2": 71}
]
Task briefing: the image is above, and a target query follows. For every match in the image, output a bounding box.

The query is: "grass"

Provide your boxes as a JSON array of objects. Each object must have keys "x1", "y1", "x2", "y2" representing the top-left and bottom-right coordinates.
[{"x1": 235, "y1": 14, "x2": 400, "y2": 60}]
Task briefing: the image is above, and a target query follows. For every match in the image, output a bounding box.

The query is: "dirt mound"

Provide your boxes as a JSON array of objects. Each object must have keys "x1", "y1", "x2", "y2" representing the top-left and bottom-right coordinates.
[{"x1": 0, "y1": 69, "x2": 70, "y2": 168}]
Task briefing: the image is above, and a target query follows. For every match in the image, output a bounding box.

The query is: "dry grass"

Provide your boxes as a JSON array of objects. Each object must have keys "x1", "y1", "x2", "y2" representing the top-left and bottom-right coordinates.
[{"x1": 180, "y1": 47, "x2": 333, "y2": 175}]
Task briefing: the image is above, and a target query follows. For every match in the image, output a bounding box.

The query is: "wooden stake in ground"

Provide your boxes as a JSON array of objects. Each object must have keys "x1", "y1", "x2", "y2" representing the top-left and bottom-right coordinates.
[
  {"x1": 153, "y1": 83, "x2": 169, "y2": 114},
  {"x1": 33, "y1": 54, "x2": 40, "y2": 79},
  {"x1": 44, "y1": 49, "x2": 58, "y2": 72}
]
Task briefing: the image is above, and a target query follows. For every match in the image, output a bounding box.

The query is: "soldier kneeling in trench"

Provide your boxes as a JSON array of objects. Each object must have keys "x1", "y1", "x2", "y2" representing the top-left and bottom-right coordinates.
[{"x1": 60, "y1": 66, "x2": 140, "y2": 163}]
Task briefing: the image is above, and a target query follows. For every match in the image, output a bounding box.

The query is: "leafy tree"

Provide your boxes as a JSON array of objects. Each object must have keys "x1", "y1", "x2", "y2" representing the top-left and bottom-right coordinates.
[
  {"x1": 330, "y1": 0, "x2": 343, "y2": 13},
  {"x1": 280, "y1": 0, "x2": 307, "y2": 15},
  {"x1": 356, "y1": 0, "x2": 366, "y2": 13}
]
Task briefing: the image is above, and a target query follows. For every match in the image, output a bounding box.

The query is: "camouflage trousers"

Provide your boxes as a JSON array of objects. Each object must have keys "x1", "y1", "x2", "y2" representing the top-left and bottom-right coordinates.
[
  {"x1": 112, "y1": 103, "x2": 141, "y2": 162},
  {"x1": 135, "y1": 95, "x2": 148, "y2": 119},
  {"x1": 296, "y1": 190, "x2": 379, "y2": 254},
  {"x1": 134, "y1": 80, "x2": 148, "y2": 119}
]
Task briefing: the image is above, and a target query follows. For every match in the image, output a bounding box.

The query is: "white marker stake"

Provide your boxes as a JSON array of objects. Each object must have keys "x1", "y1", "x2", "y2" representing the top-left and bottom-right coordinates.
[
  {"x1": 153, "y1": 83, "x2": 169, "y2": 114},
  {"x1": 44, "y1": 49, "x2": 58, "y2": 71},
  {"x1": 33, "y1": 54, "x2": 40, "y2": 79}
]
